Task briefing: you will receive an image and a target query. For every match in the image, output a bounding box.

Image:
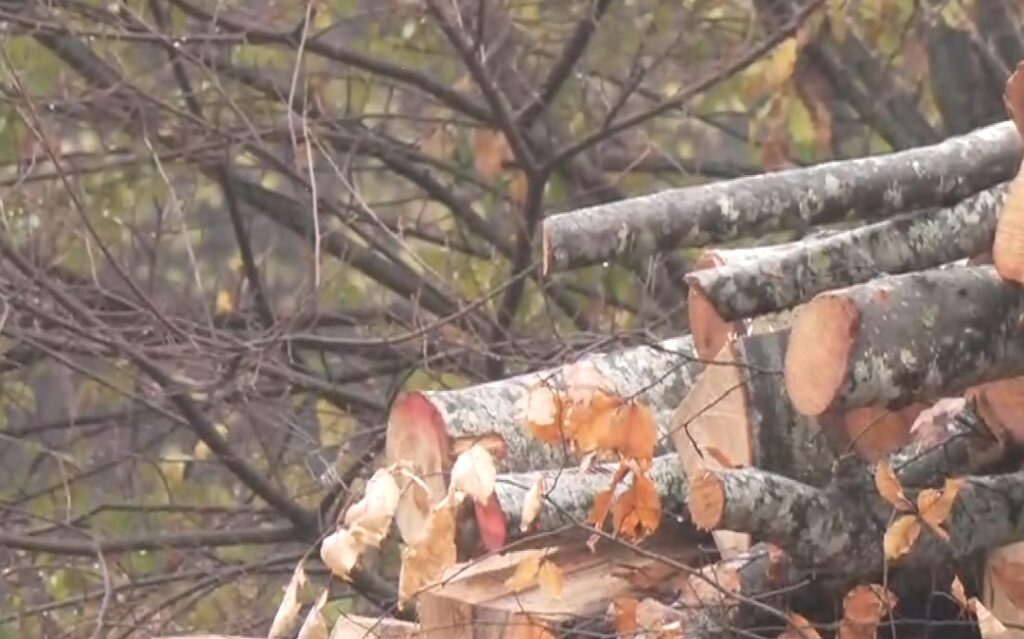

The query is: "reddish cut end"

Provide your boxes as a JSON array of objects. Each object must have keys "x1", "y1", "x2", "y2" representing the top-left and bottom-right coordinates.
[
  {"x1": 841, "y1": 405, "x2": 920, "y2": 463},
  {"x1": 785, "y1": 295, "x2": 859, "y2": 416},
  {"x1": 474, "y1": 494, "x2": 508, "y2": 552},
  {"x1": 687, "y1": 468, "x2": 725, "y2": 531},
  {"x1": 993, "y1": 169, "x2": 1024, "y2": 284},
  {"x1": 387, "y1": 392, "x2": 449, "y2": 544},
  {"x1": 688, "y1": 284, "x2": 744, "y2": 362}
]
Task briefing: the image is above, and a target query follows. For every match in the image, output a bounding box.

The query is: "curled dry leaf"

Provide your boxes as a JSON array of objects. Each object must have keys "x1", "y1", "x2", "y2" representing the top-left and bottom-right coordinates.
[
  {"x1": 398, "y1": 496, "x2": 458, "y2": 607},
  {"x1": 874, "y1": 461, "x2": 913, "y2": 511},
  {"x1": 883, "y1": 515, "x2": 921, "y2": 561},
  {"x1": 778, "y1": 612, "x2": 822, "y2": 639},
  {"x1": 538, "y1": 560, "x2": 565, "y2": 600},
  {"x1": 296, "y1": 590, "x2": 329, "y2": 639},
  {"x1": 505, "y1": 551, "x2": 543, "y2": 592},
  {"x1": 520, "y1": 384, "x2": 563, "y2": 444},
  {"x1": 838, "y1": 584, "x2": 897, "y2": 639},
  {"x1": 321, "y1": 529, "x2": 362, "y2": 579},
  {"x1": 918, "y1": 477, "x2": 963, "y2": 539},
  {"x1": 612, "y1": 473, "x2": 661, "y2": 541},
  {"x1": 520, "y1": 477, "x2": 545, "y2": 532},
  {"x1": 268, "y1": 561, "x2": 307, "y2": 639},
  {"x1": 588, "y1": 489, "x2": 614, "y2": 531},
  {"x1": 449, "y1": 443, "x2": 497, "y2": 505},
  {"x1": 343, "y1": 468, "x2": 401, "y2": 530}
]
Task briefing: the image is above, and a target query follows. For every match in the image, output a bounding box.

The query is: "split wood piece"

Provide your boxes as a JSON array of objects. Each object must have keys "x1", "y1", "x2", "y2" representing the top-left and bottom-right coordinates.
[
  {"x1": 386, "y1": 337, "x2": 702, "y2": 546},
  {"x1": 542, "y1": 120, "x2": 1021, "y2": 272},
  {"x1": 786, "y1": 265, "x2": 1024, "y2": 416},
  {"x1": 687, "y1": 400, "x2": 1007, "y2": 583},
  {"x1": 415, "y1": 539, "x2": 699, "y2": 639},
  {"x1": 675, "y1": 542, "x2": 800, "y2": 639},
  {"x1": 687, "y1": 245, "x2": 796, "y2": 360},
  {"x1": 485, "y1": 454, "x2": 687, "y2": 544},
  {"x1": 994, "y1": 159, "x2": 1024, "y2": 283},
  {"x1": 687, "y1": 183, "x2": 1008, "y2": 326},
  {"x1": 669, "y1": 329, "x2": 837, "y2": 558}
]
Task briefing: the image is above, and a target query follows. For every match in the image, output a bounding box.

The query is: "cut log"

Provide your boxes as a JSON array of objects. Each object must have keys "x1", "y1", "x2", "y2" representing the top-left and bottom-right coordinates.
[
  {"x1": 687, "y1": 398, "x2": 1007, "y2": 583},
  {"x1": 984, "y1": 542, "x2": 1024, "y2": 639},
  {"x1": 686, "y1": 183, "x2": 1007, "y2": 325},
  {"x1": 821, "y1": 403, "x2": 928, "y2": 464},
  {"x1": 415, "y1": 539, "x2": 699, "y2": 639},
  {"x1": 542, "y1": 120, "x2": 1021, "y2": 272},
  {"x1": 785, "y1": 265, "x2": 1024, "y2": 416},
  {"x1": 969, "y1": 376, "x2": 1024, "y2": 444},
  {"x1": 668, "y1": 329, "x2": 837, "y2": 557},
  {"x1": 993, "y1": 161, "x2": 1024, "y2": 283},
  {"x1": 386, "y1": 337, "x2": 702, "y2": 546}
]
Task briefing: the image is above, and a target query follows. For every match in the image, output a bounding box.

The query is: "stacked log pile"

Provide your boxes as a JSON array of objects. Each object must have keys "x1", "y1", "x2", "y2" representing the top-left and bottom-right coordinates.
[{"x1": 252, "y1": 64, "x2": 1024, "y2": 639}]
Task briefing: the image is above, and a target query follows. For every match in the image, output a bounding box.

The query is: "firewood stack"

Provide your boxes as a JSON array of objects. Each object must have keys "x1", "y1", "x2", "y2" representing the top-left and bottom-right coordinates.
[{"x1": 321, "y1": 65, "x2": 1024, "y2": 639}]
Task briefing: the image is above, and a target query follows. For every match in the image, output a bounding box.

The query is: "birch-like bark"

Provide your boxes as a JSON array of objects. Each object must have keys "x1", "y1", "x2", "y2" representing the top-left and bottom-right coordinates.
[
  {"x1": 687, "y1": 184, "x2": 1007, "y2": 323},
  {"x1": 542, "y1": 121, "x2": 1021, "y2": 272}
]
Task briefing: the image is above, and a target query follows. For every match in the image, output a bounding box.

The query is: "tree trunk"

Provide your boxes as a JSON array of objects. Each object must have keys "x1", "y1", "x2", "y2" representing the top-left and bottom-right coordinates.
[
  {"x1": 686, "y1": 184, "x2": 1007, "y2": 325},
  {"x1": 785, "y1": 265, "x2": 1024, "y2": 416},
  {"x1": 542, "y1": 121, "x2": 1021, "y2": 272}
]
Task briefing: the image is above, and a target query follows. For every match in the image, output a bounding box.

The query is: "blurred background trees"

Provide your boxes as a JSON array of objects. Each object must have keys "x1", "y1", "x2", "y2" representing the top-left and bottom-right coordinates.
[{"x1": 0, "y1": 0, "x2": 1021, "y2": 636}]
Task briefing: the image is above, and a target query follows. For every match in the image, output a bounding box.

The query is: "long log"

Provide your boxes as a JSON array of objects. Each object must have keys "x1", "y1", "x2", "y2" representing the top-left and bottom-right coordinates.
[
  {"x1": 686, "y1": 184, "x2": 1008, "y2": 325},
  {"x1": 541, "y1": 121, "x2": 1021, "y2": 272},
  {"x1": 687, "y1": 398, "x2": 1007, "y2": 583},
  {"x1": 668, "y1": 329, "x2": 837, "y2": 557},
  {"x1": 785, "y1": 265, "x2": 1024, "y2": 416},
  {"x1": 386, "y1": 337, "x2": 702, "y2": 545}
]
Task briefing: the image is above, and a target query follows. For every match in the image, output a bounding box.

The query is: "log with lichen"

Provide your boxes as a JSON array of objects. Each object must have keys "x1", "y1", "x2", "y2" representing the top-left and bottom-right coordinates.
[
  {"x1": 785, "y1": 265, "x2": 1024, "y2": 417},
  {"x1": 542, "y1": 121, "x2": 1021, "y2": 272},
  {"x1": 686, "y1": 184, "x2": 1007, "y2": 327}
]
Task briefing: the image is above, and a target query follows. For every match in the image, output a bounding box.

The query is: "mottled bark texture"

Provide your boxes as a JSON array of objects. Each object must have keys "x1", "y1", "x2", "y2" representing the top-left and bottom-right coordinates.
[
  {"x1": 386, "y1": 337, "x2": 702, "y2": 544},
  {"x1": 492, "y1": 454, "x2": 687, "y2": 539},
  {"x1": 687, "y1": 407, "x2": 1009, "y2": 583},
  {"x1": 542, "y1": 121, "x2": 1021, "y2": 272},
  {"x1": 670, "y1": 329, "x2": 836, "y2": 557},
  {"x1": 785, "y1": 265, "x2": 1024, "y2": 416},
  {"x1": 687, "y1": 183, "x2": 1008, "y2": 324}
]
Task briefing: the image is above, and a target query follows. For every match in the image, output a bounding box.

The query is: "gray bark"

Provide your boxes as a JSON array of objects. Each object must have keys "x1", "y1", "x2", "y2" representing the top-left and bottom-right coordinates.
[
  {"x1": 786, "y1": 265, "x2": 1024, "y2": 415},
  {"x1": 542, "y1": 120, "x2": 1021, "y2": 272},
  {"x1": 687, "y1": 184, "x2": 1008, "y2": 323}
]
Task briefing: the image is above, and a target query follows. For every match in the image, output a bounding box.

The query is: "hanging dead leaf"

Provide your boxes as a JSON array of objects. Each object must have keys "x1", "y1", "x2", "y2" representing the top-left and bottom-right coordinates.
[
  {"x1": 509, "y1": 170, "x2": 529, "y2": 208},
  {"x1": 588, "y1": 489, "x2": 614, "y2": 530},
  {"x1": 610, "y1": 597, "x2": 639, "y2": 637},
  {"x1": 538, "y1": 559, "x2": 564, "y2": 600},
  {"x1": 883, "y1": 514, "x2": 921, "y2": 561},
  {"x1": 972, "y1": 597, "x2": 1011, "y2": 639},
  {"x1": 1005, "y1": 61, "x2": 1024, "y2": 139},
  {"x1": 951, "y1": 575, "x2": 968, "y2": 609},
  {"x1": 342, "y1": 468, "x2": 401, "y2": 531},
  {"x1": 473, "y1": 129, "x2": 509, "y2": 180},
  {"x1": 838, "y1": 584, "x2": 897, "y2": 639},
  {"x1": 269, "y1": 561, "x2": 308, "y2": 639},
  {"x1": 520, "y1": 477, "x2": 545, "y2": 532},
  {"x1": 611, "y1": 473, "x2": 661, "y2": 541},
  {"x1": 505, "y1": 551, "x2": 543, "y2": 591},
  {"x1": 519, "y1": 384, "x2": 564, "y2": 443},
  {"x1": 917, "y1": 477, "x2": 963, "y2": 539},
  {"x1": 398, "y1": 496, "x2": 458, "y2": 607},
  {"x1": 296, "y1": 590, "x2": 329, "y2": 639},
  {"x1": 571, "y1": 392, "x2": 623, "y2": 454},
  {"x1": 321, "y1": 528, "x2": 362, "y2": 579},
  {"x1": 616, "y1": 403, "x2": 656, "y2": 464},
  {"x1": 778, "y1": 612, "x2": 822, "y2": 639},
  {"x1": 449, "y1": 443, "x2": 497, "y2": 505},
  {"x1": 874, "y1": 460, "x2": 913, "y2": 511}
]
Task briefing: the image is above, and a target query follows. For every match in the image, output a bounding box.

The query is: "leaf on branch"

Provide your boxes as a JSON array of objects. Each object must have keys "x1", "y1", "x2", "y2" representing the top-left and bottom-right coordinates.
[
  {"x1": 883, "y1": 515, "x2": 921, "y2": 561},
  {"x1": 320, "y1": 529, "x2": 363, "y2": 579},
  {"x1": 838, "y1": 584, "x2": 898, "y2": 639},
  {"x1": 268, "y1": 561, "x2": 308, "y2": 639},
  {"x1": 509, "y1": 170, "x2": 528, "y2": 208},
  {"x1": 874, "y1": 460, "x2": 913, "y2": 511},
  {"x1": 588, "y1": 489, "x2": 614, "y2": 531},
  {"x1": 520, "y1": 477, "x2": 545, "y2": 532},
  {"x1": 612, "y1": 473, "x2": 661, "y2": 541},
  {"x1": 765, "y1": 39, "x2": 799, "y2": 90},
  {"x1": 473, "y1": 129, "x2": 509, "y2": 180},
  {"x1": 538, "y1": 559, "x2": 564, "y2": 600},
  {"x1": 519, "y1": 384, "x2": 563, "y2": 443},
  {"x1": 917, "y1": 477, "x2": 963, "y2": 539},
  {"x1": 505, "y1": 551, "x2": 543, "y2": 592},
  {"x1": 398, "y1": 495, "x2": 458, "y2": 607},
  {"x1": 296, "y1": 590, "x2": 329, "y2": 639},
  {"x1": 779, "y1": 612, "x2": 822, "y2": 639},
  {"x1": 449, "y1": 443, "x2": 497, "y2": 505}
]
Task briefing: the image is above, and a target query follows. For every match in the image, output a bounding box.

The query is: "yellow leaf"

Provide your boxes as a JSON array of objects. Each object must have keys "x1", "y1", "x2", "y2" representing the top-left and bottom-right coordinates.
[
  {"x1": 765, "y1": 38, "x2": 799, "y2": 90},
  {"x1": 269, "y1": 562, "x2": 307, "y2": 638},
  {"x1": 316, "y1": 399, "x2": 354, "y2": 448},
  {"x1": 918, "y1": 477, "x2": 963, "y2": 537},
  {"x1": 874, "y1": 461, "x2": 913, "y2": 511},
  {"x1": 449, "y1": 443, "x2": 497, "y2": 505},
  {"x1": 505, "y1": 551, "x2": 542, "y2": 591},
  {"x1": 215, "y1": 289, "x2": 234, "y2": 314},
  {"x1": 538, "y1": 560, "x2": 564, "y2": 600},
  {"x1": 473, "y1": 129, "x2": 509, "y2": 180},
  {"x1": 520, "y1": 477, "x2": 545, "y2": 532},
  {"x1": 883, "y1": 515, "x2": 921, "y2": 560}
]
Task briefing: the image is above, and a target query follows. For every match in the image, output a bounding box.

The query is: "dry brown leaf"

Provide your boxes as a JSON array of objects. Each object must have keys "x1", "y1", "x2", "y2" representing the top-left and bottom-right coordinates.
[
  {"x1": 520, "y1": 384, "x2": 564, "y2": 443},
  {"x1": 951, "y1": 575, "x2": 968, "y2": 609},
  {"x1": 838, "y1": 584, "x2": 897, "y2": 639},
  {"x1": 918, "y1": 477, "x2": 963, "y2": 538},
  {"x1": 616, "y1": 403, "x2": 656, "y2": 463},
  {"x1": 778, "y1": 612, "x2": 822, "y2": 639},
  {"x1": 505, "y1": 551, "x2": 543, "y2": 591},
  {"x1": 473, "y1": 129, "x2": 509, "y2": 180},
  {"x1": 509, "y1": 170, "x2": 529, "y2": 208},
  {"x1": 610, "y1": 597, "x2": 639, "y2": 637},
  {"x1": 588, "y1": 489, "x2": 614, "y2": 530},
  {"x1": 883, "y1": 514, "x2": 921, "y2": 561},
  {"x1": 296, "y1": 590, "x2": 329, "y2": 639},
  {"x1": 874, "y1": 461, "x2": 913, "y2": 511},
  {"x1": 269, "y1": 561, "x2": 307, "y2": 639},
  {"x1": 538, "y1": 559, "x2": 564, "y2": 600},
  {"x1": 398, "y1": 496, "x2": 458, "y2": 607},
  {"x1": 567, "y1": 391, "x2": 623, "y2": 453},
  {"x1": 520, "y1": 477, "x2": 545, "y2": 532},
  {"x1": 972, "y1": 597, "x2": 1011, "y2": 639},
  {"x1": 1005, "y1": 61, "x2": 1024, "y2": 139},
  {"x1": 449, "y1": 443, "x2": 497, "y2": 505},
  {"x1": 321, "y1": 529, "x2": 362, "y2": 579},
  {"x1": 612, "y1": 473, "x2": 661, "y2": 541}
]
